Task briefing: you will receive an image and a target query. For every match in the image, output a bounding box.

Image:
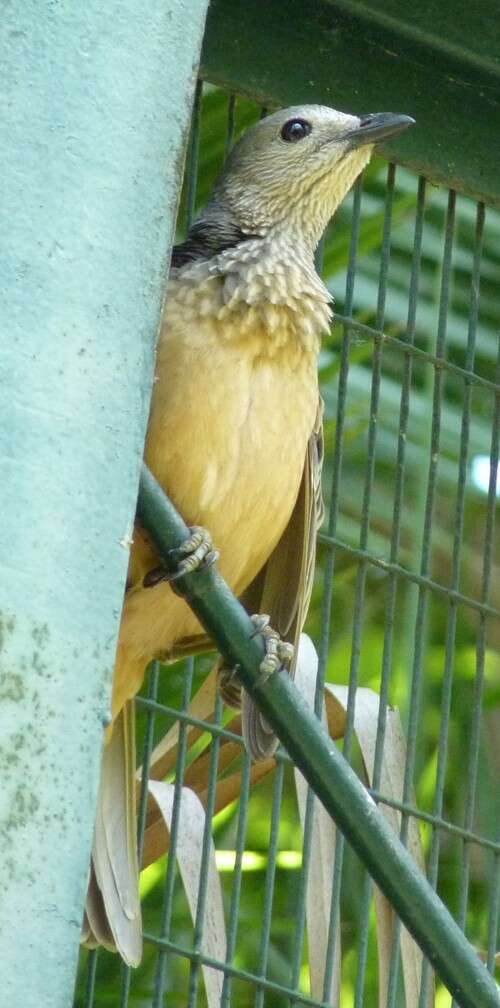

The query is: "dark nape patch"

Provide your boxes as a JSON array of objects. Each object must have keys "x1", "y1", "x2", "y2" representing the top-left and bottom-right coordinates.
[{"x1": 171, "y1": 219, "x2": 260, "y2": 267}]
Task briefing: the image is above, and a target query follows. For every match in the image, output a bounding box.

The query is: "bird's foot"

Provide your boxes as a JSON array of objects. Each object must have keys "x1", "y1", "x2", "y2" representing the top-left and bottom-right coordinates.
[
  {"x1": 250, "y1": 614, "x2": 294, "y2": 683},
  {"x1": 218, "y1": 614, "x2": 294, "y2": 709},
  {"x1": 217, "y1": 658, "x2": 243, "y2": 709},
  {"x1": 143, "y1": 525, "x2": 219, "y2": 588}
]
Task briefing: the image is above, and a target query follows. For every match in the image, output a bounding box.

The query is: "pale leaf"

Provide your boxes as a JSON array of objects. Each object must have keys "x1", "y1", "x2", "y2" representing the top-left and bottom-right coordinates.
[
  {"x1": 147, "y1": 780, "x2": 226, "y2": 1008},
  {"x1": 325, "y1": 685, "x2": 433, "y2": 1008},
  {"x1": 293, "y1": 635, "x2": 341, "y2": 1006},
  {"x1": 137, "y1": 670, "x2": 218, "y2": 839}
]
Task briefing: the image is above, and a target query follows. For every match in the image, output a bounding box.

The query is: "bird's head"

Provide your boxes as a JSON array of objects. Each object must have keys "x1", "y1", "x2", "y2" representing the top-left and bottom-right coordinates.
[{"x1": 204, "y1": 104, "x2": 414, "y2": 250}]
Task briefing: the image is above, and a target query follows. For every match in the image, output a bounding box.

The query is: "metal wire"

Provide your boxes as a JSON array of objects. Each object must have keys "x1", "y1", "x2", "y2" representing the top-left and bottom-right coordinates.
[
  {"x1": 451, "y1": 332, "x2": 500, "y2": 1007},
  {"x1": 120, "y1": 662, "x2": 161, "y2": 1008},
  {"x1": 317, "y1": 533, "x2": 500, "y2": 620},
  {"x1": 135, "y1": 694, "x2": 500, "y2": 852},
  {"x1": 331, "y1": 314, "x2": 499, "y2": 393},
  {"x1": 354, "y1": 172, "x2": 427, "y2": 1007},
  {"x1": 385, "y1": 187, "x2": 457, "y2": 1007},
  {"x1": 83, "y1": 950, "x2": 98, "y2": 1008},
  {"x1": 225, "y1": 94, "x2": 237, "y2": 158},
  {"x1": 419, "y1": 200, "x2": 486, "y2": 1007},
  {"x1": 319, "y1": 176, "x2": 364, "y2": 1006},
  {"x1": 152, "y1": 659, "x2": 195, "y2": 1005},
  {"x1": 147, "y1": 78, "x2": 205, "y2": 1007},
  {"x1": 221, "y1": 749, "x2": 252, "y2": 1008},
  {"x1": 187, "y1": 692, "x2": 224, "y2": 1006},
  {"x1": 186, "y1": 79, "x2": 203, "y2": 231},
  {"x1": 254, "y1": 760, "x2": 286, "y2": 1008},
  {"x1": 143, "y1": 930, "x2": 338, "y2": 1008}
]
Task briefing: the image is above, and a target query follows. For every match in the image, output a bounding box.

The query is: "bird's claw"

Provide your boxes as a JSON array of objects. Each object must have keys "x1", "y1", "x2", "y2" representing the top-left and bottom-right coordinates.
[
  {"x1": 250, "y1": 614, "x2": 294, "y2": 684},
  {"x1": 143, "y1": 525, "x2": 219, "y2": 588},
  {"x1": 168, "y1": 526, "x2": 219, "y2": 577},
  {"x1": 217, "y1": 615, "x2": 293, "y2": 708}
]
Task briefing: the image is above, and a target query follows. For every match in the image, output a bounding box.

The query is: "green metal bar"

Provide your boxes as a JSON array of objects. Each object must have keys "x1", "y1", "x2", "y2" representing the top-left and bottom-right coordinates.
[
  {"x1": 83, "y1": 952, "x2": 98, "y2": 1008},
  {"x1": 221, "y1": 748, "x2": 252, "y2": 1008},
  {"x1": 0, "y1": 3, "x2": 208, "y2": 1006},
  {"x1": 200, "y1": 0, "x2": 500, "y2": 208},
  {"x1": 137, "y1": 696, "x2": 243, "y2": 745},
  {"x1": 152, "y1": 659, "x2": 195, "y2": 1006},
  {"x1": 224, "y1": 94, "x2": 237, "y2": 158},
  {"x1": 319, "y1": 176, "x2": 364, "y2": 1004},
  {"x1": 144, "y1": 930, "x2": 338, "y2": 1008},
  {"x1": 386, "y1": 187, "x2": 457, "y2": 1008},
  {"x1": 187, "y1": 691, "x2": 223, "y2": 1006},
  {"x1": 419, "y1": 199, "x2": 486, "y2": 1007},
  {"x1": 481, "y1": 380, "x2": 500, "y2": 984},
  {"x1": 132, "y1": 689, "x2": 500, "y2": 855},
  {"x1": 119, "y1": 662, "x2": 161, "y2": 1008},
  {"x1": 318, "y1": 174, "x2": 377, "y2": 1008},
  {"x1": 289, "y1": 787, "x2": 316, "y2": 1004},
  {"x1": 186, "y1": 81, "x2": 204, "y2": 230},
  {"x1": 331, "y1": 314, "x2": 499, "y2": 394},
  {"x1": 151, "y1": 77, "x2": 205, "y2": 1008},
  {"x1": 254, "y1": 760, "x2": 286, "y2": 1008},
  {"x1": 289, "y1": 237, "x2": 326, "y2": 1008},
  {"x1": 488, "y1": 838, "x2": 500, "y2": 975},
  {"x1": 318, "y1": 533, "x2": 500, "y2": 621},
  {"x1": 355, "y1": 163, "x2": 413, "y2": 1007},
  {"x1": 333, "y1": 162, "x2": 397, "y2": 1008},
  {"x1": 134, "y1": 693, "x2": 500, "y2": 853},
  {"x1": 136, "y1": 464, "x2": 500, "y2": 1008},
  {"x1": 368, "y1": 792, "x2": 500, "y2": 855},
  {"x1": 452, "y1": 335, "x2": 500, "y2": 1007}
]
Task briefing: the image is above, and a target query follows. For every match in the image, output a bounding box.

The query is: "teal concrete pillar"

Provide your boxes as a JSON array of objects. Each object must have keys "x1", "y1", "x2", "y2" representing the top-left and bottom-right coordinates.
[{"x1": 0, "y1": 3, "x2": 208, "y2": 1005}]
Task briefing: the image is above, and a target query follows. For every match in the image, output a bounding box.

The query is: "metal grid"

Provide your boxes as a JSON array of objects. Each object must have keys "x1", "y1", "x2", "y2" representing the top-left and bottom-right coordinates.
[{"x1": 75, "y1": 83, "x2": 500, "y2": 1006}]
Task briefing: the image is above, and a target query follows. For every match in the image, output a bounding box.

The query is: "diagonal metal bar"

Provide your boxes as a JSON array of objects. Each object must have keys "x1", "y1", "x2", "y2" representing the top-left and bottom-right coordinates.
[{"x1": 136, "y1": 463, "x2": 500, "y2": 1008}]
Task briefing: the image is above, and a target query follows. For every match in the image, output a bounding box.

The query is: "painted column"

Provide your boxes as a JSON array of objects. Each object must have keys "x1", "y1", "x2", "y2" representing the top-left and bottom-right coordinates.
[{"x1": 0, "y1": 2, "x2": 208, "y2": 1004}]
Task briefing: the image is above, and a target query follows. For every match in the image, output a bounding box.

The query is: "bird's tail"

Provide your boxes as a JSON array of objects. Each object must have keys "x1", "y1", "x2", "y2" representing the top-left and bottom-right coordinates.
[
  {"x1": 82, "y1": 701, "x2": 142, "y2": 966},
  {"x1": 241, "y1": 694, "x2": 280, "y2": 760}
]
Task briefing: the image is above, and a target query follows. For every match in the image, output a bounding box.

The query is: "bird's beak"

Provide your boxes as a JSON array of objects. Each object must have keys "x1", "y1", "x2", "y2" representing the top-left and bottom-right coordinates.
[{"x1": 347, "y1": 113, "x2": 415, "y2": 148}]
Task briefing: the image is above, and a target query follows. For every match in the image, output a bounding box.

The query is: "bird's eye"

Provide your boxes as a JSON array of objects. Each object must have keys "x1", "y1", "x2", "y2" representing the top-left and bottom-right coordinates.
[{"x1": 280, "y1": 118, "x2": 312, "y2": 142}]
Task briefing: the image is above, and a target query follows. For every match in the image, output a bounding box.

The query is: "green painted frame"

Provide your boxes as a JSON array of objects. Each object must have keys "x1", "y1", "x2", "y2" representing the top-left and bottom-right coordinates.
[{"x1": 201, "y1": 0, "x2": 500, "y2": 208}]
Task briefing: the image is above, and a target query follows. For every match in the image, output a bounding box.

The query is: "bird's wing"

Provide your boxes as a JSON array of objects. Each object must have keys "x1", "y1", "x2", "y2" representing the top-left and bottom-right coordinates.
[
  {"x1": 251, "y1": 395, "x2": 324, "y2": 649},
  {"x1": 239, "y1": 397, "x2": 324, "y2": 758}
]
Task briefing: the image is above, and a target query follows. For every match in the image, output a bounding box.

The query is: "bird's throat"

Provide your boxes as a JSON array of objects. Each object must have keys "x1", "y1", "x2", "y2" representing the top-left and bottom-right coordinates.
[{"x1": 168, "y1": 235, "x2": 332, "y2": 358}]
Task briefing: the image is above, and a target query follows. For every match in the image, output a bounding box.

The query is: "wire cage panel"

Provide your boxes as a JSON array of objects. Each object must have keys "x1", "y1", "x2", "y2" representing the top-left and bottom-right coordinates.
[{"x1": 75, "y1": 84, "x2": 500, "y2": 1008}]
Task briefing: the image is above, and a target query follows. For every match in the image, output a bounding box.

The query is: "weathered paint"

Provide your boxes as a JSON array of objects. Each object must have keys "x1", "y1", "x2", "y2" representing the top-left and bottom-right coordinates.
[{"x1": 0, "y1": 2, "x2": 208, "y2": 1005}]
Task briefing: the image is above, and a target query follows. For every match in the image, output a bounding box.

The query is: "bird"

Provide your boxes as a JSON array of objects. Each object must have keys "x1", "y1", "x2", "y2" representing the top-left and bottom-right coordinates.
[{"x1": 81, "y1": 103, "x2": 414, "y2": 964}]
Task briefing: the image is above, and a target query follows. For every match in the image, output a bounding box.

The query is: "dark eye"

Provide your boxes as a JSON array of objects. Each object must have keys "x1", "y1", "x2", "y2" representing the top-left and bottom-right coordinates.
[{"x1": 280, "y1": 118, "x2": 312, "y2": 142}]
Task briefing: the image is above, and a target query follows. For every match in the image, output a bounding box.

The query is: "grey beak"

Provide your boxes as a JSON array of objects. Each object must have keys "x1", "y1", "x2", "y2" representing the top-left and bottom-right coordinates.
[{"x1": 348, "y1": 113, "x2": 415, "y2": 148}]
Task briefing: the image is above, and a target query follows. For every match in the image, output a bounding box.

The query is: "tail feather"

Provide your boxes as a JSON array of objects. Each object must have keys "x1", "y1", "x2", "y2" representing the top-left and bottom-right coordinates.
[
  {"x1": 84, "y1": 867, "x2": 116, "y2": 952},
  {"x1": 241, "y1": 692, "x2": 280, "y2": 760},
  {"x1": 83, "y1": 702, "x2": 142, "y2": 967}
]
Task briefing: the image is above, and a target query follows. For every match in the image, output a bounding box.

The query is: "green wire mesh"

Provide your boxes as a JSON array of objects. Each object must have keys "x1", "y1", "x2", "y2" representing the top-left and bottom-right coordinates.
[{"x1": 75, "y1": 83, "x2": 500, "y2": 1007}]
